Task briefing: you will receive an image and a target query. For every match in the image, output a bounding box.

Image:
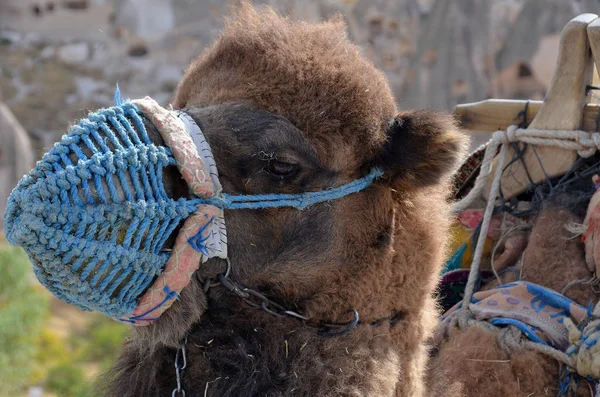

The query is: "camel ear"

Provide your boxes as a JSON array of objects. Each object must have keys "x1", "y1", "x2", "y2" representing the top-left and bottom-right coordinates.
[{"x1": 374, "y1": 110, "x2": 468, "y2": 189}]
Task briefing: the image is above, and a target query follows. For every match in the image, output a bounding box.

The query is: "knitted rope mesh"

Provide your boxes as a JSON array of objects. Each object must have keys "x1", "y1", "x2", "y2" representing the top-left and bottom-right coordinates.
[{"x1": 3, "y1": 102, "x2": 195, "y2": 318}]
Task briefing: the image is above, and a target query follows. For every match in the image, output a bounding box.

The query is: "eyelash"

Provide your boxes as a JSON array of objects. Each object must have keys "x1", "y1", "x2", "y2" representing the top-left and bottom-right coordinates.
[
  {"x1": 256, "y1": 151, "x2": 277, "y2": 161},
  {"x1": 264, "y1": 159, "x2": 299, "y2": 180}
]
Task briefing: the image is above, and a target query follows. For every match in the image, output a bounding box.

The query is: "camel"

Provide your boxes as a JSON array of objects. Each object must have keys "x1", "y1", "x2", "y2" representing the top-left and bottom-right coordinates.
[
  {"x1": 4, "y1": 3, "x2": 468, "y2": 396},
  {"x1": 102, "y1": 4, "x2": 471, "y2": 396}
]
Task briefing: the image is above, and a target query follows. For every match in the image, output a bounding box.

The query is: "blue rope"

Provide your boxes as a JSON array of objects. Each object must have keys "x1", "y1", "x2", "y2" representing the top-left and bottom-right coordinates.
[
  {"x1": 3, "y1": 98, "x2": 384, "y2": 320},
  {"x1": 114, "y1": 82, "x2": 123, "y2": 106},
  {"x1": 194, "y1": 168, "x2": 384, "y2": 210}
]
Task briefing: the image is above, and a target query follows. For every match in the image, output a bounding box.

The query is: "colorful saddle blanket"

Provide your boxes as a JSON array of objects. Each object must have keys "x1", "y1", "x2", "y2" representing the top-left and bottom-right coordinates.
[{"x1": 442, "y1": 281, "x2": 590, "y2": 350}]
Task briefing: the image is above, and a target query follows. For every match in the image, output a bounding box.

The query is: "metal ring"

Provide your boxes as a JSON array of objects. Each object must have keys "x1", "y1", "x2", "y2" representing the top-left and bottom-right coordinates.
[
  {"x1": 202, "y1": 257, "x2": 232, "y2": 290},
  {"x1": 203, "y1": 278, "x2": 211, "y2": 293},
  {"x1": 209, "y1": 257, "x2": 232, "y2": 287},
  {"x1": 243, "y1": 299, "x2": 261, "y2": 309},
  {"x1": 260, "y1": 301, "x2": 286, "y2": 318},
  {"x1": 243, "y1": 288, "x2": 286, "y2": 312},
  {"x1": 318, "y1": 309, "x2": 359, "y2": 337},
  {"x1": 174, "y1": 348, "x2": 181, "y2": 372},
  {"x1": 180, "y1": 337, "x2": 188, "y2": 370},
  {"x1": 282, "y1": 310, "x2": 310, "y2": 321},
  {"x1": 218, "y1": 274, "x2": 250, "y2": 298}
]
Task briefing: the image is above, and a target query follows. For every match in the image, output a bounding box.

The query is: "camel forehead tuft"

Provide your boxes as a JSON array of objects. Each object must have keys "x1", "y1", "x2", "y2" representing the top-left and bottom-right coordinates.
[{"x1": 173, "y1": 3, "x2": 397, "y2": 162}]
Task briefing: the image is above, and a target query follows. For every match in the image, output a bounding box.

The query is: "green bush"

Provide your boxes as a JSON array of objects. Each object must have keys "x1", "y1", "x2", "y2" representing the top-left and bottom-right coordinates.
[
  {"x1": 0, "y1": 237, "x2": 128, "y2": 395},
  {"x1": 78, "y1": 316, "x2": 129, "y2": 367},
  {"x1": 0, "y1": 241, "x2": 49, "y2": 396},
  {"x1": 46, "y1": 362, "x2": 91, "y2": 397}
]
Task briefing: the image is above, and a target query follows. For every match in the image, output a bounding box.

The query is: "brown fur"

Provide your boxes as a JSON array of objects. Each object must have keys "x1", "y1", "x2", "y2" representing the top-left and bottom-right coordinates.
[
  {"x1": 103, "y1": 4, "x2": 468, "y2": 396},
  {"x1": 430, "y1": 201, "x2": 600, "y2": 396},
  {"x1": 173, "y1": 4, "x2": 394, "y2": 169},
  {"x1": 429, "y1": 326, "x2": 559, "y2": 397},
  {"x1": 520, "y1": 207, "x2": 597, "y2": 305}
]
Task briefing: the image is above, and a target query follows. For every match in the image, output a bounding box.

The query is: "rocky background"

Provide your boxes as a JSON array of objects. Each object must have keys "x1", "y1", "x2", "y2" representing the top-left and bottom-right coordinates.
[{"x1": 1, "y1": 0, "x2": 598, "y2": 155}]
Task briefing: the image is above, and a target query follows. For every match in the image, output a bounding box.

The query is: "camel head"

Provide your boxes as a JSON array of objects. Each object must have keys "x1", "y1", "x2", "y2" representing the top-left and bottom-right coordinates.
[{"x1": 4, "y1": 4, "x2": 467, "y2": 351}]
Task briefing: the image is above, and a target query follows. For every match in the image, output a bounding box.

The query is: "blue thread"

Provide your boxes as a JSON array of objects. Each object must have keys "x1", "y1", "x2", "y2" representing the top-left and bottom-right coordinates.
[
  {"x1": 114, "y1": 83, "x2": 122, "y2": 106},
  {"x1": 188, "y1": 215, "x2": 214, "y2": 256},
  {"x1": 120, "y1": 285, "x2": 178, "y2": 323},
  {"x1": 489, "y1": 318, "x2": 549, "y2": 346},
  {"x1": 526, "y1": 282, "x2": 578, "y2": 317}
]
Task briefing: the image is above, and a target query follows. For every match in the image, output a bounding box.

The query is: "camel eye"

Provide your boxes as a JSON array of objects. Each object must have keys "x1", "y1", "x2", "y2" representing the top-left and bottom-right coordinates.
[{"x1": 265, "y1": 160, "x2": 298, "y2": 180}]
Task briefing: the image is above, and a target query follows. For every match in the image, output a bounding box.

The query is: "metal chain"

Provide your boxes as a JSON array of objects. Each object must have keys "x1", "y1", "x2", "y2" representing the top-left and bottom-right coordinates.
[
  {"x1": 216, "y1": 272, "x2": 311, "y2": 321},
  {"x1": 200, "y1": 258, "x2": 361, "y2": 336},
  {"x1": 171, "y1": 337, "x2": 188, "y2": 397},
  {"x1": 171, "y1": 259, "x2": 398, "y2": 393}
]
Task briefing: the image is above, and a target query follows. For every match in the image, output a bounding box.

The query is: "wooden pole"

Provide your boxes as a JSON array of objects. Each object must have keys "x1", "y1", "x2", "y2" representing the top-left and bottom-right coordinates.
[{"x1": 455, "y1": 100, "x2": 600, "y2": 133}]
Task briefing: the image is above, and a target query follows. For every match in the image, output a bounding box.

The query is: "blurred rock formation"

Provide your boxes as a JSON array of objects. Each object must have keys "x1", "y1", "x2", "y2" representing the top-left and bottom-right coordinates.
[
  {"x1": 0, "y1": 102, "x2": 34, "y2": 230},
  {"x1": 0, "y1": 0, "x2": 593, "y2": 217}
]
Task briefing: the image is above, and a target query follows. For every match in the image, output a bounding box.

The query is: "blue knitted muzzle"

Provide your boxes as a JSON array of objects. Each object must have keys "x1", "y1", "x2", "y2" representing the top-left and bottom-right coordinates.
[{"x1": 4, "y1": 97, "x2": 382, "y2": 323}]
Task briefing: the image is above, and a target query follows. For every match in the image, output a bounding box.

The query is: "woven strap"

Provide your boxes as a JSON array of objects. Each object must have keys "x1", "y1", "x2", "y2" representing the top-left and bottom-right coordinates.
[{"x1": 118, "y1": 97, "x2": 226, "y2": 326}]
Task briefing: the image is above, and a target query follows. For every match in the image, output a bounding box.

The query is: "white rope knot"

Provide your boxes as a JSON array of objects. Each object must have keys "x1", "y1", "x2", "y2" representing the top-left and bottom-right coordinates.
[
  {"x1": 503, "y1": 124, "x2": 519, "y2": 144},
  {"x1": 578, "y1": 132, "x2": 600, "y2": 158},
  {"x1": 497, "y1": 325, "x2": 527, "y2": 355}
]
